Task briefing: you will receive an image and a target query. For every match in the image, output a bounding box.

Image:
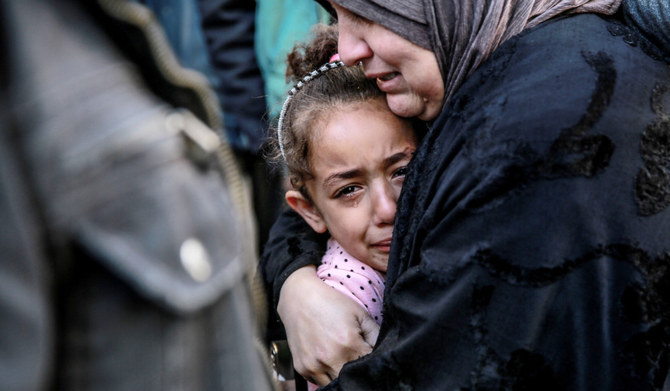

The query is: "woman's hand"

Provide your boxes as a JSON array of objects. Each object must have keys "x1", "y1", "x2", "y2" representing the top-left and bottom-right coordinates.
[{"x1": 277, "y1": 266, "x2": 380, "y2": 386}]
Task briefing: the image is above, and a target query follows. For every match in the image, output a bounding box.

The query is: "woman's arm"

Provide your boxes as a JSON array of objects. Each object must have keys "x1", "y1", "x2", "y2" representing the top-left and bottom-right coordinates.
[
  {"x1": 278, "y1": 266, "x2": 379, "y2": 385},
  {"x1": 260, "y1": 208, "x2": 379, "y2": 385}
]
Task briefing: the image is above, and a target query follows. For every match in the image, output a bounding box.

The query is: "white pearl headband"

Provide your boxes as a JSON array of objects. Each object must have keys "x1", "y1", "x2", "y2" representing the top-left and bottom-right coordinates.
[{"x1": 277, "y1": 60, "x2": 345, "y2": 161}]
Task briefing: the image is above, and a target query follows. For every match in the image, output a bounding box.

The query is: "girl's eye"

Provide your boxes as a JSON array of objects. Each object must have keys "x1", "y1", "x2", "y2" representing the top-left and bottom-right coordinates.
[
  {"x1": 335, "y1": 185, "x2": 358, "y2": 199},
  {"x1": 393, "y1": 166, "x2": 409, "y2": 178}
]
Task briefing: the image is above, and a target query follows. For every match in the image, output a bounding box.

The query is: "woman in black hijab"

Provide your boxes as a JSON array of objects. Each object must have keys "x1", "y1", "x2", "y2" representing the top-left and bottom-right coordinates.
[{"x1": 262, "y1": 0, "x2": 670, "y2": 389}]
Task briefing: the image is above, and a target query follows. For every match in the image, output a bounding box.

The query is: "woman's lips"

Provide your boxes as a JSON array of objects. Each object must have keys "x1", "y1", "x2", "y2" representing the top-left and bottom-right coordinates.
[
  {"x1": 375, "y1": 72, "x2": 400, "y2": 92},
  {"x1": 377, "y1": 72, "x2": 398, "y2": 82}
]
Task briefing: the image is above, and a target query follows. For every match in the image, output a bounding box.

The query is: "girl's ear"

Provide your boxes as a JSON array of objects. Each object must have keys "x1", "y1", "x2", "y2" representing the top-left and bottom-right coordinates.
[{"x1": 285, "y1": 190, "x2": 327, "y2": 234}]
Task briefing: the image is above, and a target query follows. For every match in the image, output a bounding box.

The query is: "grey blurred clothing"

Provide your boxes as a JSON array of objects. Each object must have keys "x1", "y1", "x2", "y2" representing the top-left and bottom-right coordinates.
[{"x1": 0, "y1": 0, "x2": 274, "y2": 389}]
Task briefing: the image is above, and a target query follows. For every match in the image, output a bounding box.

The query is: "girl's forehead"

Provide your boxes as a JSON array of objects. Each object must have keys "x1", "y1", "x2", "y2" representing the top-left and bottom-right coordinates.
[
  {"x1": 321, "y1": 103, "x2": 408, "y2": 140},
  {"x1": 309, "y1": 103, "x2": 415, "y2": 169}
]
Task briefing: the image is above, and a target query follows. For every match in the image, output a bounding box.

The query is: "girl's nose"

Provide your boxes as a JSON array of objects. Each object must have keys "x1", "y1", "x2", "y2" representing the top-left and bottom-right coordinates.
[
  {"x1": 337, "y1": 19, "x2": 374, "y2": 66},
  {"x1": 371, "y1": 183, "x2": 397, "y2": 226}
]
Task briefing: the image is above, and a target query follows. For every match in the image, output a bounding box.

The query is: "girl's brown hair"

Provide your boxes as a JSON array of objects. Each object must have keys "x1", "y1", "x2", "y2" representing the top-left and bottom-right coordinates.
[{"x1": 267, "y1": 24, "x2": 386, "y2": 196}]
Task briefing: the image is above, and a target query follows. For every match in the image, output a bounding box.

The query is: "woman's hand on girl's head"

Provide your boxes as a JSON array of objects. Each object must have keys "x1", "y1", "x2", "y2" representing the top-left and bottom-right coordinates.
[{"x1": 278, "y1": 265, "x2": 380, "y2": 386}]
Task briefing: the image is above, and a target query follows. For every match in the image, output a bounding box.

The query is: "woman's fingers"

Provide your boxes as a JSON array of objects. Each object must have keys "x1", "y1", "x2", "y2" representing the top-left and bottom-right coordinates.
[
  {"x1": 358, "y1": 311, "x2": 380, "y2": 348},
  {"x1": 277, "y1": 266, "x2": 378, "y2": 385}
]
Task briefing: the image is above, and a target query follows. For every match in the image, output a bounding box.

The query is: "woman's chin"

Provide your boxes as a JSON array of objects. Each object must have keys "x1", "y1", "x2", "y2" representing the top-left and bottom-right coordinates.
[
  {"x1": 386, "y1": 94, "x2": 424, "y2": 119},
  {"x1": 385, "y1": 90, "x2": 444, "y2": 121}
]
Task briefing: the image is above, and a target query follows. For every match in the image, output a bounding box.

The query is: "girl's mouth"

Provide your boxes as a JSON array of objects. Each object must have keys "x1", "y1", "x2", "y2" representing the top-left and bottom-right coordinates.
[{"x1": 372, "y1": 238, "x2": 393, "y2": 253}]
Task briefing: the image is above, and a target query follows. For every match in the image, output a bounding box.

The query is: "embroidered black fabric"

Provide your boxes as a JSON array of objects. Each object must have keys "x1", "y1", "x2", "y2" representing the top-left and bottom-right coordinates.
[
  {"x1": 635, "y1": 83, "x2": 670, "y2": 216},
  {"x1": 332, "y1": 14, "x2": 670, "y2": 390},
  {"x1": 261, "y1": 13, "x2": 670, "y2": 391}
]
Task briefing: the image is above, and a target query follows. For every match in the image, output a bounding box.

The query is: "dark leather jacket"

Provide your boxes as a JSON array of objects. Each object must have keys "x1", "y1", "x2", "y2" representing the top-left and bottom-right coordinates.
[{"x1": 0, "y1": 0, "x2": 273, "y2": 389}]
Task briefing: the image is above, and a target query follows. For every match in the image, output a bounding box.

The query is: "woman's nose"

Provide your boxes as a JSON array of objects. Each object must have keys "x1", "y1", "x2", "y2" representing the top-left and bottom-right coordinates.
[{"x1": 337, "y1": 22, "x2": 373, "y2": 66}]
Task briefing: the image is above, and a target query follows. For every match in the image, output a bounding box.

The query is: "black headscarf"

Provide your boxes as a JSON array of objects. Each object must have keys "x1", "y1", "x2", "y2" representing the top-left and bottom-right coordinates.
[
  {"x1": 622, "y1": 0, "x2": 670, "y2": 60},
  {"x1": 323, "y1": 0, "x2": 628, "y2": 102}
]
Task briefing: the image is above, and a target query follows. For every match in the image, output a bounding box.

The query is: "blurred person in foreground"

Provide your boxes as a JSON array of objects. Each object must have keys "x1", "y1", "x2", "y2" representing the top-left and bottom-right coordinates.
[{"x1": 0, "y1": 0, "x2": 274, "y2": 389}]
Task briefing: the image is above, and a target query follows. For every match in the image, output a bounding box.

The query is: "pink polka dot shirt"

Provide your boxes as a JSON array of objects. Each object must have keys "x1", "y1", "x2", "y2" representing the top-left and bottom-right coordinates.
[{"x1": 316, "y1": 238, "x2": 386, "y2": 326}]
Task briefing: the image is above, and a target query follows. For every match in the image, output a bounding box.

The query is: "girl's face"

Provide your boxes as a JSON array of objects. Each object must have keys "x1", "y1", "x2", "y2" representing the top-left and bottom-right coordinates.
[
  {"x1": 332, "y1": 3, "x2": 445, "y2": 121},
  {"x1": 286, "y1": 101, "x2": 416, "y2": 272}
]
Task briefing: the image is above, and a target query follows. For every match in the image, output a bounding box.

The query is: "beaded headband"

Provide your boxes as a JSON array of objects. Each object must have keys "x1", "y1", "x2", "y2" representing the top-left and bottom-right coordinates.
[{"x1": 277, "y1": 60, "x2": 346, "y2": 161}]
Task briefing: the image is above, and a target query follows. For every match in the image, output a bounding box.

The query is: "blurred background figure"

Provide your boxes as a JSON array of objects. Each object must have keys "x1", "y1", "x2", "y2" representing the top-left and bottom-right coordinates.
[
  {"x1": 0, "y1": 0, "x2": 274, "y2": 389},
  {"x1": 198, "y1": 0, "x2": 286, "y2": 255},
  {"x1": 255, "y1": 0, "x2": 331, "y2": 120},
  {"x1": 137, "y1": 0, "x2": 285, "y2": 257}
]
